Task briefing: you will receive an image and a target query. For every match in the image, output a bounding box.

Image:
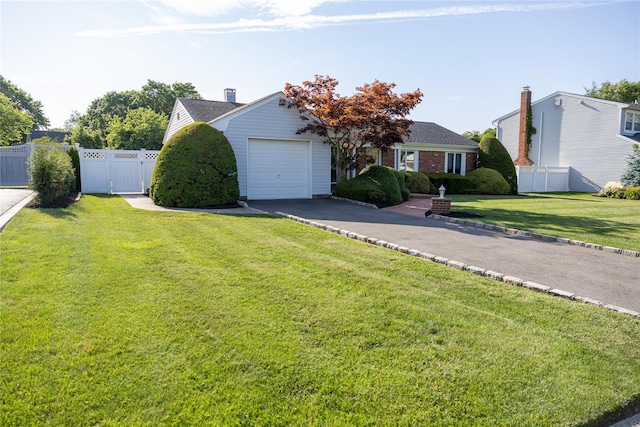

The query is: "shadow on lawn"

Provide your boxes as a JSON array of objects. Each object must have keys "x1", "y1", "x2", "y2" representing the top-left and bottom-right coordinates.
[{"x1": 456, "y1": 207, "x2": 638, "y2": 240}]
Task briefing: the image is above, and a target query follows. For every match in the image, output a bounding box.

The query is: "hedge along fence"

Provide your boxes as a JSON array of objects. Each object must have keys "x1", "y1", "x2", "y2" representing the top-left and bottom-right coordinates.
[{"x1": 29, "y1": 144, "x2": 75, "y2": 205}]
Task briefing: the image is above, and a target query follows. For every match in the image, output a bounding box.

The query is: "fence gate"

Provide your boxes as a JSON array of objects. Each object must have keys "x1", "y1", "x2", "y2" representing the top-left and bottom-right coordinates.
[
  {"x1": 79, "y1": 148, "x2": 160, "y2": 194},
  {"x1": 516, "y1": 165, "x2": 570, "y2": 192},
  {"x1": 0, "y1": 144, "x2": 34, "y2": 186}
]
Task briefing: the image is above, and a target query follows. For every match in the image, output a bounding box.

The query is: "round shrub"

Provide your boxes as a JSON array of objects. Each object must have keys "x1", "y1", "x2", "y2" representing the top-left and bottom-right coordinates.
[
  {"x1": 478, "y1": 135, "x2": 518, "y2": 194},
  {"x1": 403, "y1": 171, "x2": 437, "y2": 194},
  {"x1": 598, "y1": 181, "x2": 624, "y2": 198},
  {"x1": 465, "y1": 168, "x2": 510, "y2": 195},
  {"x1": 623, "y1": 186, "x2": 640, "y2": 200},
  {"x1": 150, "y1": 122, "x2": 239, "y2": 208},
  {"x1": 29, "y1": 145, "x2": 75, "y2": 205},
  {"x1": 335, "y1": 165, "x2": 406, "y2": 206}
]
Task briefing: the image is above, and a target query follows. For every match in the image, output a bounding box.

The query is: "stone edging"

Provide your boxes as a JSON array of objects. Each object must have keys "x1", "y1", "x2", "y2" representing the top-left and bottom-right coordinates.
[
  {"x1": 430, "y1": 214, "x2": 640, "y2": 258},
  {"x1": 274, "y1": 211, "x2": 640, "y2": 319}
]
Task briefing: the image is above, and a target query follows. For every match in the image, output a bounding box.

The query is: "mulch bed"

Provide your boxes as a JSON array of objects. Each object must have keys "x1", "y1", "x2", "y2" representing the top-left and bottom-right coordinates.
[
  {"x1": 440, "y1": 211, "x2": 484, "y2": 219},
  {"x1": 28, "y1": 192, "x2": 80, "y2": 209}
]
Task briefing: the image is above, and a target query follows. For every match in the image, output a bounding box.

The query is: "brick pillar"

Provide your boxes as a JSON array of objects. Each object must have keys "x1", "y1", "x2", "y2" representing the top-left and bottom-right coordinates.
[
  {"x1": 431, "y1": 198, "x2": 451, "y2": 215},
  {"x1": 515, "y1": 86, "x2": 534, "y2": 166}
]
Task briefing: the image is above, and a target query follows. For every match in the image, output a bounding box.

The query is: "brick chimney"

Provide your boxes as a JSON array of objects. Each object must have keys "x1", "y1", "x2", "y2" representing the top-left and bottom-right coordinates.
[{"x1": 515, "y1": 86, "x2": 534, "y2": 166}]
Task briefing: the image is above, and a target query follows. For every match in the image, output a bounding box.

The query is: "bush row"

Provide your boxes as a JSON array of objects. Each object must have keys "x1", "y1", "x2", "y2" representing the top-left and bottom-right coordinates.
[
  {"x1": 597, "y1": 181, "x2": 640, "y2": 200},
  {"x1": 336, "y1": 166, "x2": 511, "y2": 206}
]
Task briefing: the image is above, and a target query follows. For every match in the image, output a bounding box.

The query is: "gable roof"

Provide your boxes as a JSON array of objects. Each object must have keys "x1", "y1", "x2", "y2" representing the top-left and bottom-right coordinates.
[
  {"x1": 209, "y1": 91, "x2": 283, "y2": 125},
  {"x1": 178, "y1": 98, "x2": 245, "y2": 122},
  {"x1": 405, "y1": 122, "x2": 477, "y2": 147},
  {"x1": 493, "y1": 91, "x2": 640, "y2": 124}
]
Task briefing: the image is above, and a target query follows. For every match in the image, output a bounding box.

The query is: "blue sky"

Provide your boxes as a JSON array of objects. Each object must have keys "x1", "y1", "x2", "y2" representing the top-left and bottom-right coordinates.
[{"x1": 1, "y1": 0, "x2": 638, "y2": 133}]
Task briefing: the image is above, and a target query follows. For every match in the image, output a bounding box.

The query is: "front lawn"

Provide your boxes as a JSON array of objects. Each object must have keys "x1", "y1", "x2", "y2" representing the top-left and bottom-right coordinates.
[
  {"x1": 451, "y1": 192, "x2": 640, "y2": 252},
  {"x1": 1, "y1": 195, "x2": 639, "y2": 426}
]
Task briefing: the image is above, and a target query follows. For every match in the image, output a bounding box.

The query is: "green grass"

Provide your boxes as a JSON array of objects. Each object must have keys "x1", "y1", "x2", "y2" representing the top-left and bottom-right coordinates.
[
  {"x1": 450, "y1": 192, "x2": 640, "y2": 252},
  {"x1": 1, "y1": 195, "x2": 639, "y2": 426}
]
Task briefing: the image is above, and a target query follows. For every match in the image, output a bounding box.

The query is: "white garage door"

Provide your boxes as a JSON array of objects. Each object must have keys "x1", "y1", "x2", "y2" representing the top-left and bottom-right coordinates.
[{"x1": 248, "y1": 139, "x2": 310, "y2": 200}]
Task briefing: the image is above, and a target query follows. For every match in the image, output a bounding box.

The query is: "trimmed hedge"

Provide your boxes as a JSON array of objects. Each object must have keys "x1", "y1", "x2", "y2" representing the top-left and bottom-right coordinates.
[
  {"x1": 465, "y1": 168, "x2": 510, "y2": 195},
  {"x1": 426, "y1": 173, "x2": 471, "y2": 194},
  {"x1": 403, "y1": 171, "x2": 437, "y2": 194},
  {"x1": 335, "y1": 165, "x2": 408, "y2": 206},
  {"x1": 150, "y1": 122, "x2": 239, "y2": 208},
  {"x1": 478, "y1": 135, "x2": 518, "y2": 194}
]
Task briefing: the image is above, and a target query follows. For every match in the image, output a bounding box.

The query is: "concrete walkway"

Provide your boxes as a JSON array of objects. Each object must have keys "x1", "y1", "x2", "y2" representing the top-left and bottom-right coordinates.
[
  {"x1": 248, "y1": 198, "x2": 640, "y2": 315},
  {"x1": 0, "y1": 189, "x2": 35, "y2": 231}
]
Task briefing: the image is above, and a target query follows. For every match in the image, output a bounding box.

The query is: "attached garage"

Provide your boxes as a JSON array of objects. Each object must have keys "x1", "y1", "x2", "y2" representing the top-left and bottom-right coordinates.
[{"x1": 247, "y1": 138, "x2": 311, "y2": 200}]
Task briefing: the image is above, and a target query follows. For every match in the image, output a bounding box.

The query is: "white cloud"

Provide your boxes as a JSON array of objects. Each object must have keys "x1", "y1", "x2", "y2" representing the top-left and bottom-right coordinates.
[
  {"x1": 156, "y1": 0, "x2": 342, "y2": 17},
  {"x1": 78, "y1": 1, "x2": 612, "y2": 38}
]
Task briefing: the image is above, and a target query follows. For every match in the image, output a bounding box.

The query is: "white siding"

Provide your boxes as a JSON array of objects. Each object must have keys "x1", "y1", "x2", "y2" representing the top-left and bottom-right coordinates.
[
  {"x1": 162, "y1": 101, "x2": 194, "y2": 144},
  {"x1": 497, "y1": 93, "x2": 635, "y2": 192},
  {"x1": 216, "y1": 96, "x2": 331, "y2": 198}
]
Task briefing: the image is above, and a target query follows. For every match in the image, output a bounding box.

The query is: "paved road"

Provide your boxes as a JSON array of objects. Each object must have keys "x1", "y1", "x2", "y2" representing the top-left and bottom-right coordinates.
[{"x1": 248, "y1": 198, "x2": 640, "y2": 314}]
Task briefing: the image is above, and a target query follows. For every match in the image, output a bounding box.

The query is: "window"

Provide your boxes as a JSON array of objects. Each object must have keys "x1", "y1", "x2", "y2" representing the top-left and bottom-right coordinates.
[
  {"x1": 446, "y1": 152, "x2": 466, "y2": 175},
  {"x1": 398, "y1": 150, "x2": 417, "y2": 172},
  {"x1": 625, "y1": 111, "x2": 640, "y2": 132},
  {"x1": 365, "y1": 148, "x2": 380, "y2": 166}
]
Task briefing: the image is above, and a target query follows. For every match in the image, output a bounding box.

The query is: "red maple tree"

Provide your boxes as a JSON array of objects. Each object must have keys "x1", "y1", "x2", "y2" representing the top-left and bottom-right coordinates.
[{"x1": 284, "y1": 75, "x2": 423, "y2": 182}]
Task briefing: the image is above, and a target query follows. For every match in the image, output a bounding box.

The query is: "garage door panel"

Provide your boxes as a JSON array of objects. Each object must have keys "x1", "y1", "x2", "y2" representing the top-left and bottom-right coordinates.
[{"x1": 248, "y1": 139, "x2": 310, "y2": 200}]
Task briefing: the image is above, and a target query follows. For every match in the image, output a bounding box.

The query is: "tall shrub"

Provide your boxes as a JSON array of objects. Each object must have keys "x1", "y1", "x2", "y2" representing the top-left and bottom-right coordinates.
[
  {"x1": 29, "y1": 145, "x2": 75, "y2": 205},
  {"x1": 67, "y1": 146, "x2": 81, "y2": 192},
  {"x1": 478, "y1": 135, "x2": 518, "y2": 194},
  {"x1": 150, "y1": 122, "x2": 239, "y2": 208},
  {"x1": 620, "y1": 145, "x2": 640, "y2": 187}
]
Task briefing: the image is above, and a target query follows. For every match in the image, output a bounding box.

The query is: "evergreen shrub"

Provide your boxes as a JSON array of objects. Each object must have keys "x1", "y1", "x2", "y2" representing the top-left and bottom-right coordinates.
[
  {"x1": 478, "y1": 135, "x2": 518, "y2": 194},
  {"x1": 67, "y1": 146, "x2": 81, "y2": 192},
  {"x1": 403, "y1": 171, "x2": 437, "y2": 194},
  {"x1": 150, "y1": 122, "x2": 239, "y2": 208},
  {"x1": 465, "y1": 168, "x2": 510, "y2": 195},
  {"x1": 623, "y1": 186, "x2": 640, "y2": 200},
  {"x1": 29, "y1": 145, "x2": 75, "y2": 205},
  {"x1": 335, "y1": 165, "x2": 407, "y2": 206},
  {"x1": 426, "y1": 173, "x2": 470, "y2": 194},
  {"x1": 620, "y1": 145, "x2": 640, "y2": 187}
]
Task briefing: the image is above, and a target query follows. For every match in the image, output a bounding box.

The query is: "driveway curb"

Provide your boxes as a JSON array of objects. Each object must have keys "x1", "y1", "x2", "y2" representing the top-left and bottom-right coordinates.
[{"x1": 274, "y1": 211, "x2": 640, "y2": 319}]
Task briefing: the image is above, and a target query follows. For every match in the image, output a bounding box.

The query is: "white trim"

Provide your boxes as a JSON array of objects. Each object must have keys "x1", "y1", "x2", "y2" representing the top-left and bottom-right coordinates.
[
  {"x1": 211, "y1": 92, "x2": 284, "y2": 133},
  {"x1": 445, "y1": 152, "x2": 466, "y2": 175}
]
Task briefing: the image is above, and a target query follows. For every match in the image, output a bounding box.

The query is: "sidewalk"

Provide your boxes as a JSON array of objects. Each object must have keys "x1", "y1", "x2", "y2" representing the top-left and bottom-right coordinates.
[{"x1": 0, "y1": 189, "x2": 35, "y2": 231}]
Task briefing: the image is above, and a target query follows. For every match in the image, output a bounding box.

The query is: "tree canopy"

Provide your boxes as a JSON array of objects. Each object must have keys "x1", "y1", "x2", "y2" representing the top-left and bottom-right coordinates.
[
  {"x1": 106, "y1": 107, "x2": 168, "y2": 150},
  {"x1": 69, "y1": 79, "x2": 201, "y2": 149},
  {"x1": 0, "y1": 92, "x2": 34, "y2": 145},
  {"x1": 585, "y1": 79, "x2": 640, "y2": 104},
  {"x1": 284, "y1": 75, "x2": 422, "y2": 182},
  {"x1": 462, "y1": 128, "x2": 496, "y2": 143},
  {"x1": 0, "y1": 75, "x2": 50, "y2": 131}
]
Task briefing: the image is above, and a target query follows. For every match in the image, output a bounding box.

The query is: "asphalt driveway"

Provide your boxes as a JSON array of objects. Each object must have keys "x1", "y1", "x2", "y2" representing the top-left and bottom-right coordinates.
[{"x1": 248, "y1": 198, "x2": 640, "y2": 314}]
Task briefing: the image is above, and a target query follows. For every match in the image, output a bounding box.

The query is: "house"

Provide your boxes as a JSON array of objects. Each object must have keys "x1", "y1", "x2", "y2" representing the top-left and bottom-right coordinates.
[
  {"x1": 355, "y1": 121, "x2": 478, "y2": 176},
  {"x1": 493, "y1": 87, "x2": 640, "y2": 192},
  {"x1": 164, "y1": 89, "x2": 477, "y2": 200},
  {"x1": 163, "y1": 89, "x2": 331, "y2": 200}
]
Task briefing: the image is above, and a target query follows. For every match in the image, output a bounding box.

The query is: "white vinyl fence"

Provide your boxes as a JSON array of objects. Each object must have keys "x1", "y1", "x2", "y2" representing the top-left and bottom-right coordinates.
[
  {"x1": 516, "y1": 165, "x2": 570, "y2": 193},
  {"x1": 79, "y1": 148, "x2": 160, "y2": 194}
]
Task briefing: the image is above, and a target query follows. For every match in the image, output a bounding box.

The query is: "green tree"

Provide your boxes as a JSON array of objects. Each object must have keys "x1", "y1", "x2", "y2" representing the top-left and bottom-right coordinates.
[
  {"x1": 620, "y1": 145, "x2": 640, "y2": 187},
  {"x1": 0, "y1": 75, "x2": 49, "y2": 130},
  {"x1": 65, "y1": 125, "x2": 104, "y2": 149},
  {"x1": 106, "y1": 107, "x2": 168, "y2": 150},
  {"x1": 585, "y1": 79, "x2": 640, "y2": 104},
  {"x1": 462, "y1": 128, "x2": 496, "y2": 143},
  {"x1": 135, "y1": 80, "x2": 202, "y2": 117},
  {"x1": 0, "y1": 92, "x2": 34, "y2": 145}
]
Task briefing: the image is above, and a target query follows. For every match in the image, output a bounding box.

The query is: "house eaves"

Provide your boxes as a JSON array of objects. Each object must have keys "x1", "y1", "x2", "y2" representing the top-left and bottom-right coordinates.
[
  {"x1": 492, "y1": 91, "x2": 633, "y2": 125},
  {"x1": 210, "y1": 91, "x2": 284, "y2": 132}
]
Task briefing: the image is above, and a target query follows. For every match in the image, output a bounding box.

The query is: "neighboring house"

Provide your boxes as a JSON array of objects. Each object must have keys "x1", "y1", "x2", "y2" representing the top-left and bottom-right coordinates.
[
  {"x1": 26, "y1": 130, "x2": 70, "y2": 143},
  {"x1": 163, "y1": 89, "x2": 331, "y2": 200},
  {"x1": 355, "y1": 122, "x2": 478, "y2": 176},
  {"x1": 493, "y1": 87, "x2": 640, "y2": 192}
]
